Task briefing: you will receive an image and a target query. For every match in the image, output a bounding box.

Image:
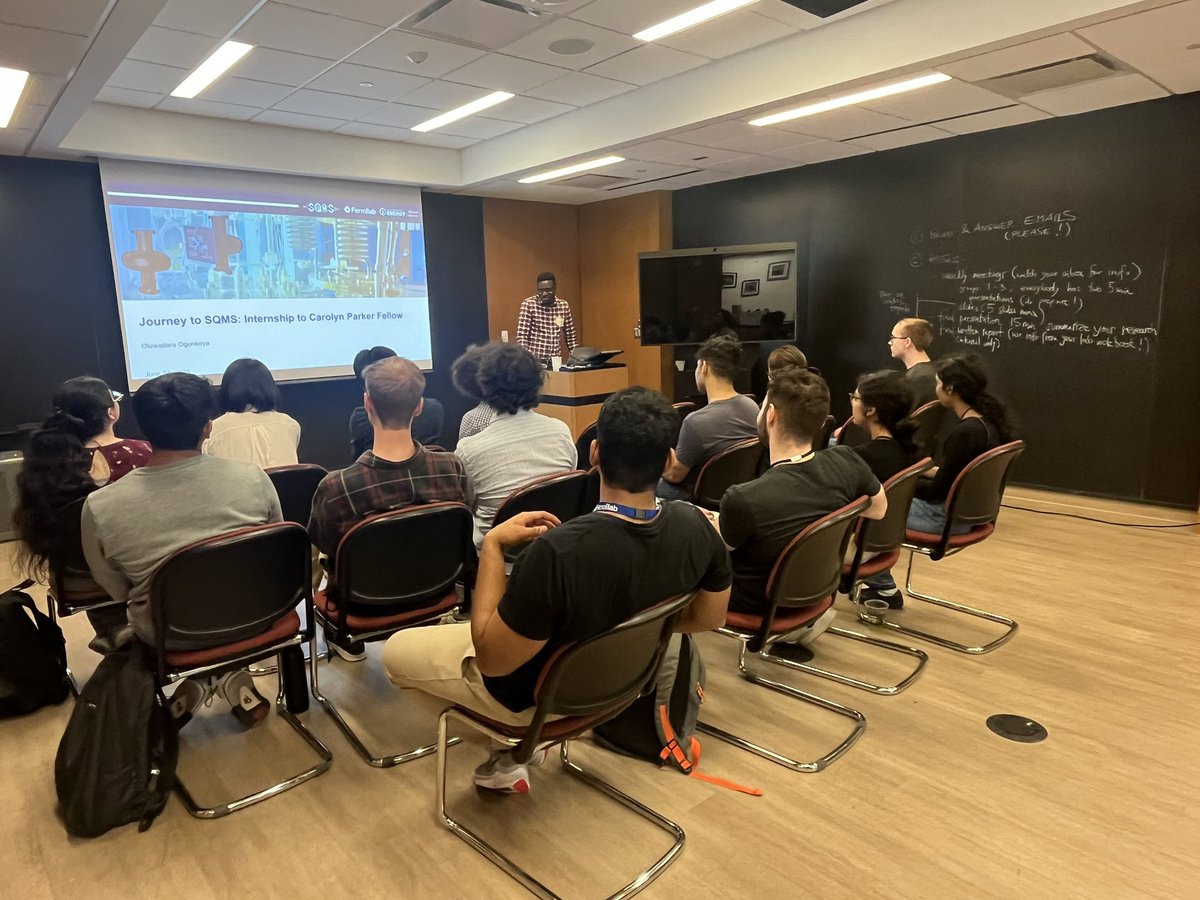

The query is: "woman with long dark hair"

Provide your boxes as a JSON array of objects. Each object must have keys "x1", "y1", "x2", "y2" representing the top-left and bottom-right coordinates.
[
  {"x1": 849, "y1": 369, "x2": 921, "y2": 482},
  {"x1": 204, "y1": 358, "x2": 300, "y2": 468}
]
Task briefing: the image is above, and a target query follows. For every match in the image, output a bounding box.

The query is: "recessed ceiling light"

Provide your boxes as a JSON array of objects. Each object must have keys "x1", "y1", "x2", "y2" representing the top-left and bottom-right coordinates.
[
  {"x1": 634, "y1": 0, "x2": 758, "y2": 42},
  {"x1": 358, "y1": 81, "x2": 375, "y2": 88},
  {"x1": 171, "y1": 41, "x2": 253, "y2": 99},
  {"x1": 0, "y1": 67, "x2": 30, "y2": 128},
  {"x1": 549, "y1": 38, "x2": 594, "y2": 55},
  {"x1": 749, "y1": 72, "x2": 952, "y2": 126},
  {"x1": 519, "y1": 155, "x2": 625, "y2": 184},
  {"x1": 412, "y1": 91, "x2": 514, "y2": 132}
]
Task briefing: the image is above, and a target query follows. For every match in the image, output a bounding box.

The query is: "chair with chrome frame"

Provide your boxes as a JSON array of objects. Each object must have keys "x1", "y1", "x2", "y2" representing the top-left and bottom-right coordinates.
[
  {"x1": 492, "y1": 469, "x2": 591, "y2": 529},
  {"x1": 311, "y1": 502, "x2": 474, "y2": 767},
  {"x1": 266, "y1": 464, "x2": 327, "y2": 524},
  {"x1": 910, "y1": 400, "x2": 947, "y2": 458},
  {"x1": 692, "y1": 437, "x2": 764, "y2": 510},
  {"x1": 696, "y1": 497, "x2": 871, "y2": 773},
  {"x1": 436, "y1": 593, "x2": 694, "y2": 899},
  {"x1": 764, "y1": 458, "x2": 933, "y2": 695},
  {"x1": 147, "y1": 522, "x2": 331, "y2": 819},
  {"x1": 873, "y1": 441, "x2": 1026, "y2": 654}
]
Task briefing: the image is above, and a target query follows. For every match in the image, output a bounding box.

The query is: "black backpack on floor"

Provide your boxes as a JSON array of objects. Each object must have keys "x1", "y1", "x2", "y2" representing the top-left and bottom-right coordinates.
[
  {"x1": 55, "y1": 644, "x2": 178, "y2": 837},
  {"x1": 0, "y1": 580, "x2": 71, "y2": 718}
]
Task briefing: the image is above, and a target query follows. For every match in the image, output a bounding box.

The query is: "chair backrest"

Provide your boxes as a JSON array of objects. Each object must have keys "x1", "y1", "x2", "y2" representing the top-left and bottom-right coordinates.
[
  {"x1": 266, "y1": 464, "x2": 328, "y2": 525},
  {"x1": 693, "y1": 438, "x2": 764, "y2": 509},
  {"x1": 944, "y1": 440, "x2": 1025, "y2": 529},
  {"x1": 671, "y1": 402, "x2": 696, "y2": 445},
  {"x1": 580, "y1": 467, "x2": 601, "y2": 517},
  {"x1": 812, "y1": 414, "x2": 836, "y2": 451},
  {"x1": 492, "y1": 470, "x2": 590, "y2": 528},
  {"x1": 765, "y1": 496, "x2": 870, "y2": 616},
  {"x1": 335, "y1": 502, "x2": 474, "y2": 610},
  {"x1": 910, "y1": 401, "x2": 946, "y2": 457},
  {"x1": 856, "y1": 458, "x2": 933, "y2": 555},
  {"x1": 522, "y1": 593, "x2": 694, "y2": 743},
  {"x1": 835, "y1": 418, "x2": 870, "y2": 448},
  {"x1": 575, "y1": 422, "x2": 598, "y2": 470},
  {"x1": 149, "y1": 522, "x2": 310, "y2": 665}
]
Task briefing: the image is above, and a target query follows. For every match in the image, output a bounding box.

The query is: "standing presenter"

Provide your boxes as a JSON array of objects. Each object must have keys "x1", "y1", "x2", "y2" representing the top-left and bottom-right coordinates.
[{"x1": 516, "y1": 271, "x2": 578, "y2": 361}]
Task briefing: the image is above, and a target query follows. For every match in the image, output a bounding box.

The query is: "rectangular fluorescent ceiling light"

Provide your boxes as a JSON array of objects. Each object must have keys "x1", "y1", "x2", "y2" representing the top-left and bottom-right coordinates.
[
  {"x1": 519, "y1": 156, "x2": 626, "y2": 184},
  {"x1": 635, "y1": 0, "x2": 759, "y2": 42},
  {"x1": 171, "y1": 41, "x2": 254, "y2": 98},
  {"x1": 412, "y1": 91, "x2": 515, "y2": 132},
  {"x1": 0, "y1": 67, "x2": 30, "y2": 128},
  {"x1": 749, "y1": 72, "x2": 952, "y2": 126}
]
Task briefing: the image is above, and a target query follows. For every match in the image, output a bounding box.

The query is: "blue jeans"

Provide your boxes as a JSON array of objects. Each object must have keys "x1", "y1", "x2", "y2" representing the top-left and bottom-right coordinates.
[{"x1": 863, "y1": 499, "x2": 971, "y2": 593}]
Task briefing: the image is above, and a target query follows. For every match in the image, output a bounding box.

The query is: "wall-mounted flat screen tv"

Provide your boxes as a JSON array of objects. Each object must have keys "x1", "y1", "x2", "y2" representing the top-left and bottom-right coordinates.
[{"x1": 638, "y1": 243, "x2": 797, "y2": 345}]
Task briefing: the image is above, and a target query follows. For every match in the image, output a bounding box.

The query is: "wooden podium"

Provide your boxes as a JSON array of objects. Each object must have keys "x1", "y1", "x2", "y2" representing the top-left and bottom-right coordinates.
[{"x1": 537, "y1": 365, "x2": 629, "y2": 439}]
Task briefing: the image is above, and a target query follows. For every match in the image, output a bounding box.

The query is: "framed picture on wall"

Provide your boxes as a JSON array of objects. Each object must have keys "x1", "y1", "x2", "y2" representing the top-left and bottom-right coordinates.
[
  {"x1": 767, "y1": 260, "x2": 791, "y2": 281},
  {"x1": 722, "y1": 272, "x2": 737, "y2": 288},
  {"x1": 741, "y1": 278, "x2": 760, "y2": 297}
]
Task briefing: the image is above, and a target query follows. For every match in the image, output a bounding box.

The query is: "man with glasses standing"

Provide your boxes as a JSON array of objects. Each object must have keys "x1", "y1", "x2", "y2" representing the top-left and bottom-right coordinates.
[
  {"x1": 516, "y1": 272, "x2": 578, "y2": 362},
  {"x1": 888, "y1": 318, "x2": 937, "y2": 407}
]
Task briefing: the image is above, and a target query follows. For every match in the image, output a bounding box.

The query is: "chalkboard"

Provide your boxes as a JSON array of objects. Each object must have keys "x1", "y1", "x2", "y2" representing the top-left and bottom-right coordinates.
[{"x1": 674, "y1": 94, "x2": 1200, "y2": 506}]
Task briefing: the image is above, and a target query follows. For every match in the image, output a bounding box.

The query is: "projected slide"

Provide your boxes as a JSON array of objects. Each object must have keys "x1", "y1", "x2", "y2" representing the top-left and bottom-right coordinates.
[{"x1": 99, "y1": 159, "x2": 432, "y2": 387}]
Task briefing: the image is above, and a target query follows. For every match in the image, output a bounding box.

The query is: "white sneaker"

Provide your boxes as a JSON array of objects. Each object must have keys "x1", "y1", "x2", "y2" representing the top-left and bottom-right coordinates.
[
  {"x1": 472, "y1": 746, "x2": 549, "y2": 793},
  {"x1": 216, "y1": 669, "x2": 270, "y2": 729},
  {"x1": 169, "y1": 676, "x2": 215, "y2": 726},
  {"x1": 794, "y1": 608, "x2": 838, "y2": 647}
]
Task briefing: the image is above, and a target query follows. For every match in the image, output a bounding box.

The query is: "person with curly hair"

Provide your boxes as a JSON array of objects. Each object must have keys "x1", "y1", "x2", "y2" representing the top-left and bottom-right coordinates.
[
  {"x1": 454, "y1": 343, "x2": 576, "y2": 547},
  {"x1": 451, "y1": 344, "x2": 498, "y2": 440}
]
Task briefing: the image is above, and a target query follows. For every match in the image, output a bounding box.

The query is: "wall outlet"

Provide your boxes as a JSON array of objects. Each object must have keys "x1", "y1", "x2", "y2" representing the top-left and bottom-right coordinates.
[{"x1": 501, "y1": 330, "x2": 509, "y2": 342}]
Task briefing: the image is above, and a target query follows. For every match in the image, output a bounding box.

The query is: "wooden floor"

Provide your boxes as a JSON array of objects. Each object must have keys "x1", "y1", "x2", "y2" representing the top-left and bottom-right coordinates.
[{"x1": 3, "y1": 488, "x2": 1198, "y2": 900}]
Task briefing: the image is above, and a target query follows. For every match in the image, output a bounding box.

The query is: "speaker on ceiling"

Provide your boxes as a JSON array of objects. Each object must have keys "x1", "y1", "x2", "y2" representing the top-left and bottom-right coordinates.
[{"x1": 779, "y1": 0, "x2": 871, "y2": 16}]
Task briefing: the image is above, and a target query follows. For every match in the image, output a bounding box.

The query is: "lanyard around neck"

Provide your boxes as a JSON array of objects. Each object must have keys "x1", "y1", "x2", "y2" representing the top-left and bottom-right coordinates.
[{"x1": 594, "y1": 500, "x2": 662, "y2": 520}]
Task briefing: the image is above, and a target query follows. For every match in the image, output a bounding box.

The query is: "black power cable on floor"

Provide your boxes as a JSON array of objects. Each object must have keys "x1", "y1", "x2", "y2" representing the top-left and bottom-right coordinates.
[{"x1": 1001, "y1": 503, "x2": 1200, "y2": 529}]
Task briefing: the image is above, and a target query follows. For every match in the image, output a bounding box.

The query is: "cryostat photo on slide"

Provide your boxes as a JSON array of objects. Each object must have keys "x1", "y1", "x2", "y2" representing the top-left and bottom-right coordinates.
[{"x1": 99, "y1": 159, "x2": 434, "y2": 387}]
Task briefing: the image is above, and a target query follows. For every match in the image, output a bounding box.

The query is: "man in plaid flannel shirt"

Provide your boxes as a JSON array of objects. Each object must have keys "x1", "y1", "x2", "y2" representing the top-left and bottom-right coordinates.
[
  {"x1": 516, "y1": 272, "x2": 578, "y2": 360},
  {"x1": 308, "y1": 356, "x2": 472, "y2": 658}
]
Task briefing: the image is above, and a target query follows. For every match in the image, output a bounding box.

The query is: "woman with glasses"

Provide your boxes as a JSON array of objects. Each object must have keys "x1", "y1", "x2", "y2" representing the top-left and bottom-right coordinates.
[{"x1": 848, "y1": 370, "x2": 921, "y2": 482}]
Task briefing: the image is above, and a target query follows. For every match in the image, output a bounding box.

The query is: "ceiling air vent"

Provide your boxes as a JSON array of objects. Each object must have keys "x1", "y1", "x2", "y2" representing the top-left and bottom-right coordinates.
[
  {"x1": 978, "y1": 54, "x2": 1124, "y2": 99},
  {"x1": 560, "y1": 173, "x2": 635, "y2": 189},
  {"x1": 778, "y1": 1, "x2": 870, "y2": 17}
]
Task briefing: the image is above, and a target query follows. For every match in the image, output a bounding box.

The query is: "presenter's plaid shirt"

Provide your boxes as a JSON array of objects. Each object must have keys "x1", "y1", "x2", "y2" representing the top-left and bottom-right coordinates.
[
  {"x1": 307, "y1": 446, "x2": 473, "y2": 558},
  {"x1": 516, "y1": 296, "x2": 578, "y2": 359}
]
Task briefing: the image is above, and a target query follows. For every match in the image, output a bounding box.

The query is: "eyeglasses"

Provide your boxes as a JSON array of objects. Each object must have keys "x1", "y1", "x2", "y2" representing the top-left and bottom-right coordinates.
[
  {"x1": 888, "y1": 335, "x2": 907, "y2": 342},
  {"x1": 110, "y1": 390, "x2": 124, "y2": 402},
  {"x1": 848, "y1": 393, "x2": 862, "y2": 401}
]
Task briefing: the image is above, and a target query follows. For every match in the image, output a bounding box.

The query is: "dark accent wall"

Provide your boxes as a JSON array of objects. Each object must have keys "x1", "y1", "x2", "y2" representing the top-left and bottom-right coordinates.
[
  {"x1": 0, "y1": 154, "x2": 489, "y2": 469},
  {"x1": 673, "y1": 94, "x2": 1200, "y2": 507}
]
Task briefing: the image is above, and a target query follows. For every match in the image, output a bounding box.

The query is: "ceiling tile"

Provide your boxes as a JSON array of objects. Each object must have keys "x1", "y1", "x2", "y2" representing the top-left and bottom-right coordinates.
[
  {"x1": 305, "y1": 63, "x2": 430, "y2": 101},
  {"x1": 584, "y1": 44, "x2": 708, "y2": 85},
  {"x1": 940, "y1": 33, "x2": 1094, "y2": 83},
  {"x1": 348, "y1": 32, "x2": 487, "y2": 78},
  {"x1": 334, "y1": 121, "x2": 415, "y2": 141},
  {"x1": 200, "y1": 77, "x2": 295, "y2": 108},
  {"x1": 524, "y1": 71, "x2": 636, "y2": 104},
  {"x1": 847, "y1": 124, "x2": 953, "y2": 151},
  {"x1": 445, "y1": 54, "x2": 569, "y2": 93},
  {"x1": 155, "y1": 0, "x2": 260, "y2": 38},
  {"x1": 0, "y1": 0, "x2": 108, "y2": 36},
  {"x1": 769, "y1": 106, "x2": 909, "y2": 140},
  {"x1": 128, "y1": 26, "x2": 221, "y2": 69},
  {"x1": 705, "y1": 153, "x2": 798, "y2": 176},
  {"x1": 655, "y1": 169, "x2": 732, "y2": 189},
  {"x1": 416, "y1": 0, "x2": 547, "y2": 48},
  {"x1": 676, "y1": 119, "x2": 817, "y2": 153},
  {"x1": 107, "y1": 59, "x2": 190, "y2": 94},
  {"x1": 0, "y1": 22, "x2": 89, "y2": 76},
  {"x1": 659, "y1": 10, "x2": 794, "y2": 59},
  {"x1": 753, "y1": 1, "x2": 827, "y2": 29},
  {"x1": 0, "y1": 127, "x2": 35, "y2": 154},
  {"x1": 403, "y1": 131, "x2": 478, "y2": 149},
  {"x1": 860, "y1": 78, "x2": 1012, "y2": 122},
  {"x1": 570, "y1": 0, "x2": 704, "y2": 36},
  {"x1": 95, "y1": 86, "x2": 164, "y2": 109},
  {"x1": 936, "y1": 103, "x2": 1050, "y2": 135},
  {"x1": 479, "y1": 95, "x2": 575, "y2": 124},
  {"x1": 1021, "y1": 72, "x2": 1169, "y2": 116},
  {"x1": 621, "y1": 139, "x2": 750, "y2": 167},
  {"x1": 434, "y1": 116, "x2": 524, "y2": 139},
  {"x1": 603, "y1": 159, "x2": 698, "y2": 180},
  {"x1": 252, "y1": 109, "x2": 346, "y2": 130},
  {"x1": 235, "y1": 2, "x2": 382, "y2": 59},
  {"x1": 278, "y1": 0, "x2": 429, "y2": 27},
  {"x1": 1078, "y1": 1, "x2": 1200, "y2": 94},
  {"x1": 358, "y1": 102, "x2": 439, "y2": 128},
  {"x1": 23, "y1": 74, "x2": 66, "y2": 107},
  {"x1": 401, "y1": 80, "x2": 497, "y2": 109},
  {"x1": 501, "y1": 19, "x2": 639, "y2": 71},
  {"x1": 9, "y1": 102, "x2": 48, "y2": 131},
  {"x1": 228, "y1": 48, "x2": 332, "y2": 86},
  {"x1": 766, "y1": 140, "x2": 872, "y2": 164},
  {"x1": 157, "y1": 97, "x2": 260, "y2": 120},
  {"x1": 272, "y1": 88, "x2": 384, "y2": 118}
]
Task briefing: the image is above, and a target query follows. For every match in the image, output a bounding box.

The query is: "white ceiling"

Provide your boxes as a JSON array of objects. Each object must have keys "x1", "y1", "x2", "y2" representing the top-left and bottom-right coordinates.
[{"x1": 2, "y1": 0, "x2": 1200, "y2": 201}]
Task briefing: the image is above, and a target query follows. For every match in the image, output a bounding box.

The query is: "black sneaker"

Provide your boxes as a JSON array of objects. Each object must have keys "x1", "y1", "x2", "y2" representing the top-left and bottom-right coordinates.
[{"x1": 858, "y1": 587, "x2": 904, "y2": 609}]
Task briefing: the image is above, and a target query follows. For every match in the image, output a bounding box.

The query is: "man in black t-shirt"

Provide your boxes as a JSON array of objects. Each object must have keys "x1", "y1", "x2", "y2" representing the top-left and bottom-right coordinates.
[
  {"x1": 384, "y1": 387, "x2": 731, "y2": 793},
  {"x1": 718, "y1": 368, "x2": 886, "y2": 638}
]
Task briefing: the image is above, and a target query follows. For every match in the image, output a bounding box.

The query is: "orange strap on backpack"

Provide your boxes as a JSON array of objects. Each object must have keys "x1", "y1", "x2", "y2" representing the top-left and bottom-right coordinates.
[{"x1": 657, "y1": 704, "x2": 762, "y2": 796}]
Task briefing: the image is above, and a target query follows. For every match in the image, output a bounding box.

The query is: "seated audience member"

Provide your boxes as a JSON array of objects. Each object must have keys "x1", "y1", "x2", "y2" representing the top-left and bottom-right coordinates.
[
  {"x1": 14, "y1": 377, "x2": 151, "y2": 649},
  {"x1": 452, "y1": 344, "x2": 498, "y2": 440},
  {"x1": 658, "y1": 334, "x2": 759, "y2": 501},
  {"x1": 849, "y1": 370, "x2": 922, "y2": 482},
  {"x1": 889, "y1": 318, "x2": 937, "y2": 407},
  {"x1": 384, "y1": 387, "x2": 731, "y2": 793},
  {"x1": 455, "y1": 343, "x2": 576, "y2": 547},
  {"x1": 858, "y1": 355, "x2": 1015, "y2": 607},
  {"x1": 718, "y1": 368, "x2": 886, "y2": 643},
  {"x1": 349, "y1": 346, "x2": 445, "y2": 455},
  {"x1": 204, "y1": 358, "x2": 300, "y2": 468},
  {"x1": 81, "y1": 373, "x2": 283, "y2": 727},
  {"x1": 309, "y1": 356, "x2": 471, "y2": 659},
  {"x1": 767, "y1": 344, "x2": 808, "y2": 379}
]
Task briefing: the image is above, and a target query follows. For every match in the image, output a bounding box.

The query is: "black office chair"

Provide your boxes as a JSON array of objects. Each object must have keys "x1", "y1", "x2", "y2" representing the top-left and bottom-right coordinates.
[
  {"x1": 834, "y1": 418, "x2": 870, "y2": 449},
  {"x1": 692, "y1": 438, "x2": 764, "y2": 510},
  {"x1": 311, "y1": 502, "x2": 475, "y2": 767},
  {"x1": 671, "y1": 401, "x2": 696, "y2": 445},
  {"x1": 266, "y1": 464, "x2": 327, "y2": 525},
  {"x1": 492, "y1": 470, "x2": 591, "y2": 528},
  {"x1": 435, "y1": 593, "x2": 694, "y2": 898},
  {"x1": 580, "y1": 466, "x2": 601, "y2": 516},
  {"x1": 148, "y1": 523, "x2": 331, "y2": 819},
  {"x1": 812, "y1": 414, "x2": 837, "y2": 452},
  {"x1": 910, "y1": 400, "x2": 947, "y2": 458},
  {"x1": 575, "y1": 422, "x2": 599, "y2": 470},
  {"x1": 697, "y1": 497, "x2": 870, "y2": 773}
]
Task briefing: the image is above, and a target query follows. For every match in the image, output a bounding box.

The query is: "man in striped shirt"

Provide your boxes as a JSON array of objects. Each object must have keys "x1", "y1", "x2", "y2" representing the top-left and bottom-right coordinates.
[{"x1": 516, "y1": 271, "x2": 578, "y2": 360}]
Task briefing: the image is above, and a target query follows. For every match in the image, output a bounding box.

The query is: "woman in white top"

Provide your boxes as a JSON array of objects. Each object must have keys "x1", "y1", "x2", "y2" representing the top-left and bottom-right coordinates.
[{"x1": 204, "y1": 358, "x2": 300, "y2": 469}]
